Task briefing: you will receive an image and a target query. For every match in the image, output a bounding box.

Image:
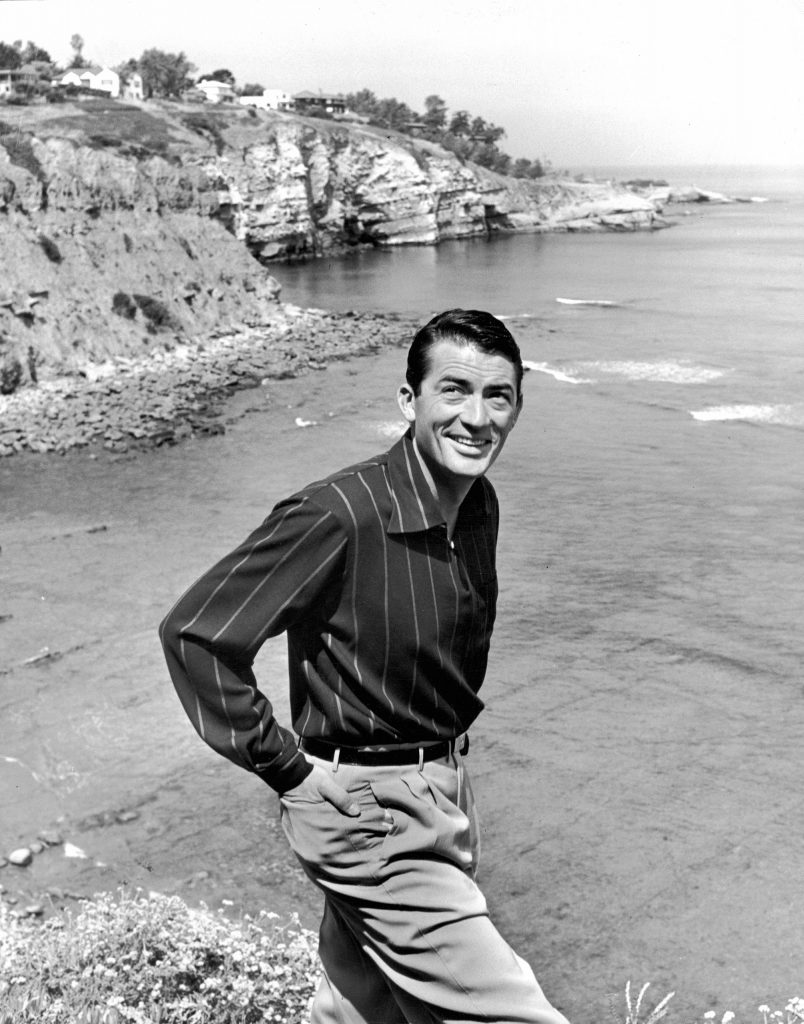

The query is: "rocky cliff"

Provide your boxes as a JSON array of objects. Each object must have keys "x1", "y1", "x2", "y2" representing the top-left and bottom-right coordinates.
[{"x1": 0, "y1": 97, "x2": 666, "y2": 388}]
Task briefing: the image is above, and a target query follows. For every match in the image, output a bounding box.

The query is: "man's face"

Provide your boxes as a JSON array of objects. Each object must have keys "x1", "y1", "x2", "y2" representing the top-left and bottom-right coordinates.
[{"x1": 397, "y1": 339, "x2": 522, "y2": 493}]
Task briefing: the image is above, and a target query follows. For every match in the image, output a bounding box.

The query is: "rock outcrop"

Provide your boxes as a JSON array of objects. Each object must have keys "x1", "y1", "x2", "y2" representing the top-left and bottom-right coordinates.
[{"x1": 0, "y1": 98, "x2": 668, "y2": 385}]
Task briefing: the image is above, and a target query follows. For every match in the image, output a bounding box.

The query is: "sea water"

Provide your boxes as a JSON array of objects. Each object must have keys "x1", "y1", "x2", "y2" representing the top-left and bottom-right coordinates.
[
  {"x1": 2, "y1": 166, "x2": 803, "y2": 1019},
  {"x1": 269, "y1": 165, "x2": 804, "y2": 1016}
]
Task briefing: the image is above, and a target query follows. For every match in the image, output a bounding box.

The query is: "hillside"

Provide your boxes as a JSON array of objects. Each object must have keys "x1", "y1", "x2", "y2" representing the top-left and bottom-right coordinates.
[{"x1": 0, "y1": 97, "x2": 667, "y2": 389}]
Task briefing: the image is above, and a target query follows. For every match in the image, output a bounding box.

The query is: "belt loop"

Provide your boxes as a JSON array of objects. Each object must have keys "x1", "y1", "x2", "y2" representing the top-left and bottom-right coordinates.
[
  {"x1": 417, "y1": 746, "x2": 424, "y2": 772},
  {"x1": 332, "y1": 747, "x2": 341, "y2": 773}
]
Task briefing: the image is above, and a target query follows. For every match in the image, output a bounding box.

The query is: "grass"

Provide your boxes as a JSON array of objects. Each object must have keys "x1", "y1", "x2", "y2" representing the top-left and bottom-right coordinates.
[
  {"x1": 1, "y1": 893, "x2": 802, "y2": 1023},
  {"x1": 38, "y1": 98, "x2": 185, "y2": 161},
  {"x1": 621, "y1": 983, "x2": 804, "y2": 1024},
  {"x1": 0, "y1": 889, "x2": 319, "y2": 1023}
]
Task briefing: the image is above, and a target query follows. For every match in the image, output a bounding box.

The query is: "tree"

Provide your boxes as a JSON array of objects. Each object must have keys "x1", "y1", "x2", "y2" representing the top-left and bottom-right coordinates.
[
  {"x1": 423, "y1": 94, "x2": 447, "y2": 132},
  {"x1": 448, "y1": 110, "x2": 471, "y2": 136},
  {"x1": 20, "y1": 40, "x2": 51, "y2": 63},
  {"x1": 0, "y1": 41, "x2": 21, "y2": 69},
  {"x1": 138, "y1": 48, "x2": 196, "y2": 98},
  {"x1": 69, "y1": 33, "x2": 84, "y2": 68},
  {"x1": 205, "y1": 68, "x2": 235, "y2": 85},
  {"x1": 375, "y1": 96, "x2": 417, "y2": 132},
  {"x1": 240, "y1": 82, "x2": 265, "y2": 96},
  {"x1": 345, "y1": 88, "x2": 380, "y2": 120},
  {"x1": 115, "y1": 56, "x2": 141, "y2": 91}
]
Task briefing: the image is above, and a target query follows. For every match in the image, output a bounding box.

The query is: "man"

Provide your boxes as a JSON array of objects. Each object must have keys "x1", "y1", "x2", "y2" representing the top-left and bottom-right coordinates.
[{"x1": 160, "y1": 309, "x2": 570, "y2": 1024}]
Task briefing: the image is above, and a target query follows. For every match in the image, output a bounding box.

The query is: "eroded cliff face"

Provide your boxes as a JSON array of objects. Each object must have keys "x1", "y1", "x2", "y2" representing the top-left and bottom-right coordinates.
[
  {"x1": 199, "y1": 117, "x2": 664, "y2": 261},
  {"x1": 0, "y1": 113, "x2": 284, "y2": 386},
  {"x1": 0, "y1": 100, "x2": 662, "y2": 385}
]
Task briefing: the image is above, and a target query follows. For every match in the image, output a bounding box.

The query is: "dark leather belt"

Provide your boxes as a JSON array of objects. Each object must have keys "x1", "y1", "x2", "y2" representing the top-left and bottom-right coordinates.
[{"x1": 299, "y1": 735, "x2": 469, "y2": 766}]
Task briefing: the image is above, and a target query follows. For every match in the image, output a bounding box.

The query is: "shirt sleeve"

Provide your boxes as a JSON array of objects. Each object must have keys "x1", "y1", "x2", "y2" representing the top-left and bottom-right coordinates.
[{"x1": 158, "y1": 494, "x2": 347, "y2": 793}]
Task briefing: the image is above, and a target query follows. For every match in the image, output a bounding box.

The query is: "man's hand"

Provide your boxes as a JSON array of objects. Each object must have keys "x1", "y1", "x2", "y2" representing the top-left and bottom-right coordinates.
[{"x1": 282, "y1": 764, "x2": 361, "y2": 816}]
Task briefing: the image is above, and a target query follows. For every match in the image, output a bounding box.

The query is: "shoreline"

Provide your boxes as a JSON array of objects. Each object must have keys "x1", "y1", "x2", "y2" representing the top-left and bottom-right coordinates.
[{"x1": 0, "y1": 307, "x2": 417, "y2": 460}]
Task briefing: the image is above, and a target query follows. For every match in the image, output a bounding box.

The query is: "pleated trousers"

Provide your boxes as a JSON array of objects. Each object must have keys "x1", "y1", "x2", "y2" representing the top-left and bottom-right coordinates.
[{"x1": 279, "y1": 750, "x2": 570, "y2": 1024}]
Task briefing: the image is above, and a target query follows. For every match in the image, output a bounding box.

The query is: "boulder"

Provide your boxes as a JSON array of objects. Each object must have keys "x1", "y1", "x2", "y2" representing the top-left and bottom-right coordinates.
[{"x1": 8, "y1": 847, "x2": 33, "y2": 867}]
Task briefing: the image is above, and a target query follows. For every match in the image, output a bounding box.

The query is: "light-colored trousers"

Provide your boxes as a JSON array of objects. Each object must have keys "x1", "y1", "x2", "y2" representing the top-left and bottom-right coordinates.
[{"x1": 279, "y1": 750, "x2": 570, "y2": 1024}]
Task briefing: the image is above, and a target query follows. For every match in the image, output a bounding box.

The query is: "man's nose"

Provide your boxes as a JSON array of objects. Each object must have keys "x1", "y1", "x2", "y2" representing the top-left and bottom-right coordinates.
[{"x1": 461, "y1": 393, "x2": 490, "y2": 427}]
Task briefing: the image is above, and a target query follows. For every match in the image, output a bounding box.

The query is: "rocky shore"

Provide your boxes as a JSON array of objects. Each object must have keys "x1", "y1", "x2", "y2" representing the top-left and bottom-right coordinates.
[{"x1": 0, "y1": 307, "x2": 415, "y2": 459}]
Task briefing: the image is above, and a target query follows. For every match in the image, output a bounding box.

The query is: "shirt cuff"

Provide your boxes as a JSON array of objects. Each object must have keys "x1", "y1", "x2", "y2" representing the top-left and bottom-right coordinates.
[{"x1": 254, "y1": 748, "x2": 313, "y2": 793}]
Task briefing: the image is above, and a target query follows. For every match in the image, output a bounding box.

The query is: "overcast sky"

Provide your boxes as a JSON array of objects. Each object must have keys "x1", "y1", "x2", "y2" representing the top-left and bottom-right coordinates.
[{"x1": 3, "y1": 0, "x2": 803, "y2": 170}]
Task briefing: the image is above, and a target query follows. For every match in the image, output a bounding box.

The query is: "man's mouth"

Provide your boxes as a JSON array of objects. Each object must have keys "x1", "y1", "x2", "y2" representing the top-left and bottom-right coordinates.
[{"x1": 447, "y1": 435, "x2": 491, "y2": 451}]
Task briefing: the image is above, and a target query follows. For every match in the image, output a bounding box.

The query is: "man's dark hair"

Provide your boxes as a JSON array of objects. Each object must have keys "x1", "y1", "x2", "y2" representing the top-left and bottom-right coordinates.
[{"x1": 406, "y1": 309, "x2": 523, "y2": 396}]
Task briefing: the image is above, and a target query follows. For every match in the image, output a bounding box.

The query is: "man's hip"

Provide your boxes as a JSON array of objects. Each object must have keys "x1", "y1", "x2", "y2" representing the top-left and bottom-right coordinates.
[{"x1": 278, "y1": 747, "x2": 480, "y2": 884}]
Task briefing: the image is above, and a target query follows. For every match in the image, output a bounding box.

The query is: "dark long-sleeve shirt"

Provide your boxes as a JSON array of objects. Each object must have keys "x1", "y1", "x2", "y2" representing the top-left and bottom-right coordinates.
[{"x1": 159, "y1": 431, "x2": 499, "y2": 793}]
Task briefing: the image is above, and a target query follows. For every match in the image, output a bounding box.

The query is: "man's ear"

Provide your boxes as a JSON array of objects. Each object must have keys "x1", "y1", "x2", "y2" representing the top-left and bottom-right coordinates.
[
  {"x1": 513, "y1": 391, "x2": 523, "y2": 424},
  {"x1": 397, "y1": 384, "x2": 416, "y2": 424}
]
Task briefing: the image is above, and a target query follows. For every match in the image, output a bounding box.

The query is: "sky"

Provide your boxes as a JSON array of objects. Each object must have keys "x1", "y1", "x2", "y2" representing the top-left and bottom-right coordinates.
[{"x1": 2, "y1": 0, "x2": 803, "y2": 170}]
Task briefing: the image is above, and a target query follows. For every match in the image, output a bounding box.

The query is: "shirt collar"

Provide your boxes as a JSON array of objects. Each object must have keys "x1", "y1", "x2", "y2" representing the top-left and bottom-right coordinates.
[{"x1": 386, "y1": 430, "x2": 485, "y2": 535}]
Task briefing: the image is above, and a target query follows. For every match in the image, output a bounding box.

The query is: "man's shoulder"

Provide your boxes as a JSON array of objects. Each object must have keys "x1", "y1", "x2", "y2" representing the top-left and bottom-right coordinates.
[{"x1": 291, "y1": 448, "x2": 392, "y2": 518}]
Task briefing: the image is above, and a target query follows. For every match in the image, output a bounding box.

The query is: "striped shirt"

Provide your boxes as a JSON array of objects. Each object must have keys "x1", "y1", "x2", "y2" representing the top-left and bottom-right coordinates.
[{"x1": 159, "y1": 430, "x2": 500, "y2": 793}]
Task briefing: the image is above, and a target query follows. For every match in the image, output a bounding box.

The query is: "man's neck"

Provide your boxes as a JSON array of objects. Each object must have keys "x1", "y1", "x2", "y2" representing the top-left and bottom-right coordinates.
[{"x1": 410, "y1": 439, "x2": 472, "y2": 538}]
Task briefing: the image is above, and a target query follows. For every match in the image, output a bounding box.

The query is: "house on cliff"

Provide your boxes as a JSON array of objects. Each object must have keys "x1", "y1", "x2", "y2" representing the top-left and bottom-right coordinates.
[
  {"x1": 294, "y1": 90, "x2": 346, "y2": 115},
  {"x1": 0, "y1": 64, "x2": 39, "y2": 99},
  {"x1": 55, "y1": 66, "x2": 120, "y2": 98},
  {"x1": 121, "y1": 72, "x2": 144, "y2": 101},
  {"x1": 196, "y1": 78, "x2": 236, "y2": 103},
  {"x1": 239, "y1": 88, "x2": 293, "y2": 111}
]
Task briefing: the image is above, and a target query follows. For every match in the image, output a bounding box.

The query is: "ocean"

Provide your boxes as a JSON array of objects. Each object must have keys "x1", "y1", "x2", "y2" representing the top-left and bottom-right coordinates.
[
  {"x1": 269, "y1": 164, "x2": 804, "y2": 1016},
  {"x1": 2, "y1": 164, "x2": 803, "y2": 1020}
]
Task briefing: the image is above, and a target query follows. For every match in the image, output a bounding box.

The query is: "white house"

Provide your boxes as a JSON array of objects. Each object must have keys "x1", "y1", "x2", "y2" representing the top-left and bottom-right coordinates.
[
  {"x1": 55, "y1": 65, "x2": 120, "y2": 98},
  {"x1": 196, "y1": 79, "x2": 236, "y2": 104},
  {"x1": 122, "y1": 72, "x2": 144, "y2": 101},
  {"x1": 239, "y1": 88, "x2": 293, "y2": 111}
]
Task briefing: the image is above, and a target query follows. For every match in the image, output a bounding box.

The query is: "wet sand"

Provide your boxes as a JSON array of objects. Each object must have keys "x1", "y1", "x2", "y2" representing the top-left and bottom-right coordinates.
[{"x1": 2, "y1": 333, "x2": 803, "y2": 1022}]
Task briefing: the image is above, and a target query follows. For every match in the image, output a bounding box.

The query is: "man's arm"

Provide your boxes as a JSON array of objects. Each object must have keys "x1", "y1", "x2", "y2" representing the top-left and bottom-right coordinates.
[{"x1": 159, "y1": 494, "x2": 346, "y2": 794}]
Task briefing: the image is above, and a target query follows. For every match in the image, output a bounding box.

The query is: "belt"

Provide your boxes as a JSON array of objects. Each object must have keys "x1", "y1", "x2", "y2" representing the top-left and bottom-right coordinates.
[{"x1": 298, "y1": 734, "x2": 469, "y2": 768}]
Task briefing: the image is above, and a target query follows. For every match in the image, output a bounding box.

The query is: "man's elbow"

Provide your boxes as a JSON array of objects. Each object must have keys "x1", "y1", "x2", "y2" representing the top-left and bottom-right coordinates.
[{"x1": 158, "y1": 606, "x2": 182, "y2": 657}]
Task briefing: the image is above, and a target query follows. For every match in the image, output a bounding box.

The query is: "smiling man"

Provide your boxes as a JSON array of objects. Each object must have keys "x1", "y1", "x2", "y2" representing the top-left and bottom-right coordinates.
[{"x1": 160, "y1": 309, "x2": 570, "y2": 1024}]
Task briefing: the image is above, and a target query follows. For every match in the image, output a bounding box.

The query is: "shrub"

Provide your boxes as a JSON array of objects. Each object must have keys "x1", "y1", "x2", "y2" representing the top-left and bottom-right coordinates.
[
  {"x1": 178, "y1": 236, "x2": 196, "y2": 260},
  {"x1": 0, "y1": 132, "x2": 46, "y2": 184},
  {"x1": 0, "y1": 355, "x2": 23, "y2": 395},
  {"x1": 181, "y1": 113, "x2": 227, "y2": 155},
  {"x1": 87, "y1": 132, "x2": 123, "y2": 150},
  {"x1": 111, "y1": 291, "x2": 137, "y2": 320},
  {"x1": 26, "y1": 345, "x2": 38, "y2": 384},
  {"x1": 132, "y1": 293, "x2": 181, "y2": 333},
  {"x1": 0, "y1": 889, "x2": 319, "y2": 1023},
  {"x1": 37, "y1": 233, "x2": 62, "y2": 264}
]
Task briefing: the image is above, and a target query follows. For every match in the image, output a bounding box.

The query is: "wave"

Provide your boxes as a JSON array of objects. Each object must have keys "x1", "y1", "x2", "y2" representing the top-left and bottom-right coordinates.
[
  {"x1": 575, "y1": 360, "x2": 725, "y2": 384},
  {"x1": 556, "y1": 297, "x2": 619, "y2": 307},
  {"x1": 690, "y1": 403, "x2": 804, "y2": 425},
  {"x1": 522, "y1": 361, "x2": 591, "y2": 384},
  {"x1": 373, "y1": 420, "x2": 407, "y2": 438}
]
